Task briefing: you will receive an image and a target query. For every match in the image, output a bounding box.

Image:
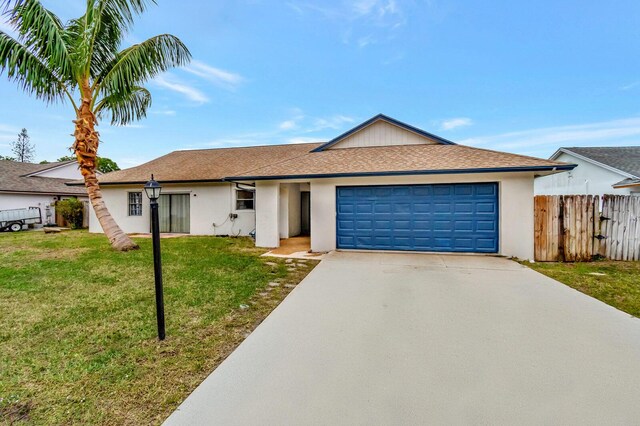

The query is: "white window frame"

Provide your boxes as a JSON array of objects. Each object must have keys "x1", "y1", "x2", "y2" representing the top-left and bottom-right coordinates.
[
  {"x1": 235, "y1": 188, "x2": 255, "y2": 211},
  {"x1": 128, "y1": 192, "x2": 143, "y2": 216}
]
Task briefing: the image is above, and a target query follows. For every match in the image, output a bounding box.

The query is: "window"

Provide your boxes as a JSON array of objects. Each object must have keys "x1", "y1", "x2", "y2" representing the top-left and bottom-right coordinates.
[
  {"x1": 128, "y1": 192, "x2": 142, "y2": 216},
  {"x1": 236, "y1": 189, "x2": 254, "y2": 210}
]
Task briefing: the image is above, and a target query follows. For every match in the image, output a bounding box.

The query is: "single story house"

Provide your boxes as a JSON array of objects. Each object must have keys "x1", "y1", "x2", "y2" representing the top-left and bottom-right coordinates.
[
  {"x1": 83, "y1": 114, "x2": 575, "y2": 260},
  {"x1": 0, "y1": 160, "x2": 88, "y2": 225},
  {"x1": 534, "y1": 146, "x2": 640, "y2": 196}
]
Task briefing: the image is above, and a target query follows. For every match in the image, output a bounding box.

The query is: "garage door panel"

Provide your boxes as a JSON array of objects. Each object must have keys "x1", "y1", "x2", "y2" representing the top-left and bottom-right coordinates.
[{"x1": 336, "y1": 183, "x2": 499, "y2": 253}]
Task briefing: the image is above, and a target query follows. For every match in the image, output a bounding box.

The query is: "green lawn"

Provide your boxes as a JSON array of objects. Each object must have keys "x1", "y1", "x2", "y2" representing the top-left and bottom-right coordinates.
[
  {"x1": 0, "y1": 230, "x2": 318, "y2": 425},
  {"x1": 523, "y1": 260, "x2": 640, "y2": 317}
]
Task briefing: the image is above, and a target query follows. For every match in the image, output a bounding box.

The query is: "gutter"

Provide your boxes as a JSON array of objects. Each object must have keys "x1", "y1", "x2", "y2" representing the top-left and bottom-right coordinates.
[{"x1": 223, "y1": 164, "x2": 577, "y2": 182}]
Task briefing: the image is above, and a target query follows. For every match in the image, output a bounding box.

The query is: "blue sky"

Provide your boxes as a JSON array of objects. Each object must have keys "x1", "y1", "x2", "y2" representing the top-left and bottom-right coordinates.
[{"x1": 1, "y1": 0, "x2": 639, "y2": 167}]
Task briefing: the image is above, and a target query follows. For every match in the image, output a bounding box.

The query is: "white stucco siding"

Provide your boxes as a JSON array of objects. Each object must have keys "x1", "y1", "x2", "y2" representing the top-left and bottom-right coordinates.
[
  {"x1": 287, "y1": 183, "x2": 302, "y2": 237},
  {"x1": 89, "y1": 183, "x2": 255, "y2": 236},
  {"x1": 534, "y1": 153, "x2": 634, "y2": 196},
  {"x1": 255, "y1": 182, "x2": 279, "y2": 247},
  {"x1": 31, "y1": 162, "x2": 84, "y2": 179},
  {"x1": 0, "y1": 193, "x2": 56, "y2": 224},
  {"x1": 308, "y1": 172, "x2": 536, "y2": 260},
  {"x1": 329, "y1": 120, "x2": 438, "y2": 149}
]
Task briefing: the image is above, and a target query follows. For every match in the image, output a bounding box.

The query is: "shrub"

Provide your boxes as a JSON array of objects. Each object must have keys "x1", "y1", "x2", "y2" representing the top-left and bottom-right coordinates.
[{"x1": 56, "y1": 199, "x2": 84, "y2": 229}]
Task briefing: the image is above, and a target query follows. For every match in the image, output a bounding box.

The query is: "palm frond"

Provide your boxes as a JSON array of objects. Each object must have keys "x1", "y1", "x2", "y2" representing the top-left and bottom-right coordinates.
[
  {"x1": 97, "y1": 34, "x2": 190, "y2": 98},
  {"x1": 2, "y1": 0, "x2": 73, "y2": 81},
  {"x1": 0, "y1": 31, "x2": 67, "y2": 102},
  {"x1": 100, "y1": 0, "x2": 155, "y2": 30},
  {"x1": 87, "y1": 1, "x2": 128, "y2": 78},
  {"x1": 95, "y1": 85, "x2": 151, "y2": 125}
]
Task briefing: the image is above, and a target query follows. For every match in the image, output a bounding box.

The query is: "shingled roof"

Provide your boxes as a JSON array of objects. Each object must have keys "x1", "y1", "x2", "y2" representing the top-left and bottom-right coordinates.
[
  {"x1": 95, "y1": 143, "x2": 323, "y2": 184},
  {"x1": 93, "y1": 142, "x2": 572, "y2": 185},
  {"x1": 227, "y1": 144, "x2": 571, "y2": 180},
  {"x1": 554, "y1": 146, "x2": 640, "y2": 178},
  {"x1": 0, "y1": 160, "x2": 87, "y2": 195}
]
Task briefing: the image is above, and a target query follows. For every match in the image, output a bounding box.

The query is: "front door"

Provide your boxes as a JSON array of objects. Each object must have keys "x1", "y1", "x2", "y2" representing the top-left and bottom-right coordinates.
[{"x1": 158, "y1": 194, "x2": 190, "y2": 233}]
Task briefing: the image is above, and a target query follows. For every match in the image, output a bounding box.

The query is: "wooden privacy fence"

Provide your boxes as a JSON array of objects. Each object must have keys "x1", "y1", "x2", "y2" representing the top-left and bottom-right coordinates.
[{"x1": 534, "y1": 195, "x2": 640, "y2": 262}]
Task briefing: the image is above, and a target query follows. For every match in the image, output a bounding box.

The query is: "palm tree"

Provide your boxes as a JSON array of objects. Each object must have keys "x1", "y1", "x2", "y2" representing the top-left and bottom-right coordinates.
[{"x1": 0, "y1": 0, "x2": 191, "y2": 250}]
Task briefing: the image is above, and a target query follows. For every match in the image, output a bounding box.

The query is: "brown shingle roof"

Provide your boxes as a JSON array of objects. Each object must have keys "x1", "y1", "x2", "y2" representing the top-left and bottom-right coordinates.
[
  {"x1": 93, "y1": 142, "x2": 572, "y2": 185},
  {"x1": 227, "y1": 144, "x2": 572, "y2": 179},
  {"x1": 0, "y1": 160, "x2": 87, "y2": 195},
  {"x1": 97, "y1": 143, "x2": 324, "y2": 184}
]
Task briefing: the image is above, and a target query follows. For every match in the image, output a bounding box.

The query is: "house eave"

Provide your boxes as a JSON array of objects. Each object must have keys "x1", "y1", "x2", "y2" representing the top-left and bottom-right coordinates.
[
  {"x1": 70, "y1": 178, "x2": 227, "y2": 187},
  {"x1": 224, "y1": 164, "x2": 577, "y2": 182},
  {"x1": 0, "y1": 189, "x2": 87, "y2": 196}
]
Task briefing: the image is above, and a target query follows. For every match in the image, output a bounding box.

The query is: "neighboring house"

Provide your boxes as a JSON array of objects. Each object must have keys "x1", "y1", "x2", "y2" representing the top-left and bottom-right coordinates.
[
  {"x1": 535, "y1": 146, "x2": 640, "y2": 196},
  {"x1": 82, "y1": 114, "x2": 574, "y2": 260},
  {"x1": 0, "y1": 160, "x2": 88, "y2": 225}
]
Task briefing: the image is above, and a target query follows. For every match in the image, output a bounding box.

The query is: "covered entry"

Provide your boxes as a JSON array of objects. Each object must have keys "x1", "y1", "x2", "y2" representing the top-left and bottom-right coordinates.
[
  {"x1": 159, "y1": 193, "x2": 190, "y2": 233},
  {"x1": 336, "y1": 183, "x2": 499, "y2": 253}
]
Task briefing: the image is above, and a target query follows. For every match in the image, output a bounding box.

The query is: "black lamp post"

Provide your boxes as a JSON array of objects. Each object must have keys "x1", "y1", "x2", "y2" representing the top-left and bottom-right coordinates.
[{"x1": 144, "y1": 175, "x2": 165, "y2": 341}]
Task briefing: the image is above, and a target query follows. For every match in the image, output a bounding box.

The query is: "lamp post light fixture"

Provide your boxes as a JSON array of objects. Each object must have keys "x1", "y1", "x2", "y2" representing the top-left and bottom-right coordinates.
[{"x1": 144, "y1": 175, "x2": 165, "y2": 341}]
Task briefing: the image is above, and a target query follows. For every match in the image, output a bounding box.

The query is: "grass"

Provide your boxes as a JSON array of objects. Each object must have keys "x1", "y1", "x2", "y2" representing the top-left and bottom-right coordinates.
[
  {"x1": 522, "y1": 260, "x2": 640, "y2": 317},
  {"x1": 0, "y1": 230, "x2": 318, "y2": 425}
]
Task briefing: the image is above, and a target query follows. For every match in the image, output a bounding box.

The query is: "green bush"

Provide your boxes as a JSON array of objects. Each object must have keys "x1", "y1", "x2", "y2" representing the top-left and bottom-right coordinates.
[{"x1": 56, "y1": 198, "x2": 84, "y2": 229}]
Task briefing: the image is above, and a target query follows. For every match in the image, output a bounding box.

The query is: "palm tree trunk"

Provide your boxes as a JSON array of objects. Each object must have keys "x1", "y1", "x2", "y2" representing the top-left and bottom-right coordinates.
[{"x1": 73, "y1": 83, "x2": 139, "y2": 251}]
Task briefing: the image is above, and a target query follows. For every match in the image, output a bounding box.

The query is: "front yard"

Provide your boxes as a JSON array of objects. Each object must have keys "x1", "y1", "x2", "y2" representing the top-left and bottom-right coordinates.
[
  {"x1": 0, "y1": 231, "x2": 317, "y2": 424},
  {"x1": 524, "y1": 260, "x2": 640, "y2": 318}
]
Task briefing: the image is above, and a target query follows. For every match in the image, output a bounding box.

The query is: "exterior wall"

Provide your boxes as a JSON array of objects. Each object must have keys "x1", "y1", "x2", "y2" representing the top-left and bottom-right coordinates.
[
  {"x1": 287, "y1": 183, "x2": 301, "y2": 237},
  {"x1": 0, "y1": 193, "x2": 57, "y2": 224},
  {"x1": 275, "y1": 183, "x2": 302, "y2": 239},
  {"x1": 278, "y1": 185, "x2": 289, "y2": 239},
  {"x1": 0, "y1": 192, "x2": 88, "y2": 226},
  {"x1": 255, "y1": 182, "x2": 280, "y2": 247},
  {"x1": 308, "y1": 172, "x2": 536, "y2": 260},
  {"x1": 329, "y1": 120, "x2": 438, "y2": 149},
  {"x1": 30, "y1": 162, "x2": 84, "y2": 179},
  {"x1": 534, "y1": 153, "x2": 634, "y2": 196},
  {"x1": 89, "y1": 183, "x2": 255, "y2": 236}
]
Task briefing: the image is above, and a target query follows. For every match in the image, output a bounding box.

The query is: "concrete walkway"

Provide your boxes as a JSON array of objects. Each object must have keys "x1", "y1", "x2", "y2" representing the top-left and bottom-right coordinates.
[{"x1": 164, "y1": 252, "x2": 640, "y2": 425}]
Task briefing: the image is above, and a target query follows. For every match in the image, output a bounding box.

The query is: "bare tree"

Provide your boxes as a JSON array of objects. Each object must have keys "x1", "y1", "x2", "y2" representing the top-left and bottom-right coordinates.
[{"x1": 11, "y1": 128, "x2": 35, "y2": 162}]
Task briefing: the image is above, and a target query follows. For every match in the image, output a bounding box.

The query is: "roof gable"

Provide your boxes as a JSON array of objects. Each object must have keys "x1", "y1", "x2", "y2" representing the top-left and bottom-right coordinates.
[
  {"x1": 0, "y1": 160, "x2": 87, "y2": 195},
  {"x1": 551, "y1": 147, "x2": 640, "y2": 178},
  {"x1": 311, "y1": 114, "x2": 455, "y2": 152},
  {"x1": 25, "y1": 161, "x2": 83, "y2": 179}
]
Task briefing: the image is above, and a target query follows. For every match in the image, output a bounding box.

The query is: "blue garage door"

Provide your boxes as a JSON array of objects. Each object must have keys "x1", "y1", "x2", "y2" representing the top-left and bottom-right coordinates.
[{"x1": 336, "y1": 183, "x2": 499, "y2": 253}]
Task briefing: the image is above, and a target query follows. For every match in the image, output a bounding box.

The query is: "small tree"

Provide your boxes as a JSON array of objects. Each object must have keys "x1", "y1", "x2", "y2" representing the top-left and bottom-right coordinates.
[
  {"x1": 11, "y1": 128, "x2": 34, "y2": 162},
  {"x1": 56, "y1": 199, "x2": 84, "y2": 229},
  {"x1": 97, "y1": 157, "x2": 120, "y2": 173},
  {"x1": 0, "y1": 155, "x2": 15, "y2": 160}
]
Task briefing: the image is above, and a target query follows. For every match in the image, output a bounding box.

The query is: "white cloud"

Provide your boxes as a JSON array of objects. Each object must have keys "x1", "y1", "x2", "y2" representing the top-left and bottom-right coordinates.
[
  {"x1": 460, "y1": 117, "x2": 640, "y2": 151},
  {"x1": 288, "y1": 136, "x2": 321, "y2": 144},
  {"x1": 279, "y1": 120, "x2": 297, "y2": 130},
  {"x1": 151, "y1": 109, "x2": 176, "y2": 116},
  {"x1": 185, "y1": 110, "x2": 350, "y2": 150},
  {"x1": 357, "y1": 35, "x2": 375, "y2": 48},
  {"x1": 621, "y1": 81, "x2": 640, "y2": 91},
  {"x1": 183, "y1": 61, "x2": 245, "y2": 91},
  {"x1": 288, "y1": 0, "x2": 405, "y2": 47},
  {"x1": 153, "y1": 75, "x2": 209, "y2": 104},
  {"x1": 440, "y1": 117, "x2": 473, "y2": 131},
  {"x1": 310, "y1": 115, "x2": 355, "y2": 131}
]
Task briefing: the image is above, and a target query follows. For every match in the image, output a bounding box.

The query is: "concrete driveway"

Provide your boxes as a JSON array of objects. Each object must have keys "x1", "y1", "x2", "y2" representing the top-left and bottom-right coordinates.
[{"x1": 164, "y1": 252, "x2": 640, "y2": 425}]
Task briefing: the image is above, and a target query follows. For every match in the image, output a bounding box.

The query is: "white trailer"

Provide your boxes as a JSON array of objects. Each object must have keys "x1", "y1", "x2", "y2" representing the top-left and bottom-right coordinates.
[{"x1": 0, "y1": 207, "x2": 42, "y2": 232}]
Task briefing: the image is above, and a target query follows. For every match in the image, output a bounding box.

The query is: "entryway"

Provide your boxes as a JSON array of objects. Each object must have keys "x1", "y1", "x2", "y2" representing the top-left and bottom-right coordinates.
[{"x1": 158, "y1": 193, "x2": 190, "y2": 233}]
